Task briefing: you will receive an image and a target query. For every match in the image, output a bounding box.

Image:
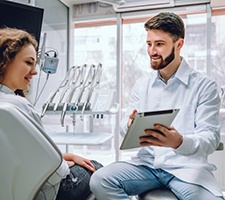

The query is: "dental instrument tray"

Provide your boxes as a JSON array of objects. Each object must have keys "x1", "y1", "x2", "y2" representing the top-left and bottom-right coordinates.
[
  {"x1": 120, "y1": 108, "x2": 180, "y2": 150},
  {"x1": 41, "y1": 64, "x2": 118, "y2": 127}
]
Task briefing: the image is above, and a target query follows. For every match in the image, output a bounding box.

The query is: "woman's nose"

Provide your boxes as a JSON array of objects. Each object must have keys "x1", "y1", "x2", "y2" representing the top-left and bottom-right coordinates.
[{"x1": 31, "y1": 66, "x2": 38, "y2": 75}]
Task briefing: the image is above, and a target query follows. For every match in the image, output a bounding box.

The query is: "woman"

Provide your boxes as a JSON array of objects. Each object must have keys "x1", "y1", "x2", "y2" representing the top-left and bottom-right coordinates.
[{"x1": 0, "y1": 27, "x2": 102, "y2": 200}]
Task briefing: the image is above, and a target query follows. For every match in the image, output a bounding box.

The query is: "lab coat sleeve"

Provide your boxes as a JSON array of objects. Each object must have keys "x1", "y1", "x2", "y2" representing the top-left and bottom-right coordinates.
[
  {"x1": 120, "y1": 79, "x2": 141, "y2": 137},
  {"x1": 175, "y1": 80, "x2": 221, "y2": 156}
]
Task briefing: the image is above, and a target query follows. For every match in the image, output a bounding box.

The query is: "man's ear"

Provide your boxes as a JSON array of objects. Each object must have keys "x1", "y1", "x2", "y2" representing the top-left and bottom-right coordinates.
[{"x1": 176, "y1": 38, "x2": 184, "y2": 50}]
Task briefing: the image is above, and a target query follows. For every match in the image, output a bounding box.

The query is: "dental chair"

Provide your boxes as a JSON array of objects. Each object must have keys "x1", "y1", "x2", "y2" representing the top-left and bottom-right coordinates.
[
  {"x1": 0, "y1": 103, "x2": 95, "y2": 200},
  {"x1": 138, "y1": 142, "x2": 224, "y2": 200},
  {"x1": 0, "y1": 103, "x2": 63, "y2": 200}
]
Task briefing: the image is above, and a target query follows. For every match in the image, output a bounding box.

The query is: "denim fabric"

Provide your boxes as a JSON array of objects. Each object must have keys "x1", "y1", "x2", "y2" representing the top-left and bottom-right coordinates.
[
  {"x1": 56, "y1": 160, "x2": 103, "y2": 200},
  {"x1": 90, "y1": 161, "x2": 224, "y2": 200}
]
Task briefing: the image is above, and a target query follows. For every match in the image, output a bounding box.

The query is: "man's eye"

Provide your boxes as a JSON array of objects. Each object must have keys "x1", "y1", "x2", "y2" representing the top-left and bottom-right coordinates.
[{"x1": 156, "y1": 43, "x2": 163, "y2": 46}]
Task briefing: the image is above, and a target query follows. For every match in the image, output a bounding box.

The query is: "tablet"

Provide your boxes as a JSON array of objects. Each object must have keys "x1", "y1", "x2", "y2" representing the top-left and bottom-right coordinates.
[{"x1": 120, "y1": 109, "x2": 180, "y2": 150}]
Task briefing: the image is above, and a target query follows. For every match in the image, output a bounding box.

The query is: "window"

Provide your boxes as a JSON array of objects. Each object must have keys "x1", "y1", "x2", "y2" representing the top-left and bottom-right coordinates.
[
  {"x1": 74, "y1": 23, "x2": 117, "y2": 90},
  {"x1": 211, "y1": 9, "x2": 225, "y2": 133},
  {"x1": 73, "y1": 20, "x2": 118, "y2": 164},
  {"x1": 211, "y1": 9, "x2": 225, "y2": 90}
]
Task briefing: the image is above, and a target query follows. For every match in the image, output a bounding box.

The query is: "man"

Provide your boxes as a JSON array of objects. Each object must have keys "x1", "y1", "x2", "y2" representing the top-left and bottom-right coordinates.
[{"x1": 90, "y1": 12, "x2": 224, "y2": 199}]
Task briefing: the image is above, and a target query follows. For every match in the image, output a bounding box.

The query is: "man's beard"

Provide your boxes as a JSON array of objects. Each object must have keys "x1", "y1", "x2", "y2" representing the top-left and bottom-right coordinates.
[{"x1": 150, "y1": 47, "x2": 175, "y2": 70}]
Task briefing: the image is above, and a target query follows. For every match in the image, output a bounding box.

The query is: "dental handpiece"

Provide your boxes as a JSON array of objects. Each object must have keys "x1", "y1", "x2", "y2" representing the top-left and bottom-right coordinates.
[
  {"x1": 53, "y1": 67, "x2": 76, "y2": 111},
  {"x1": 40, "y1": 68, "x2": 74, "y2": 117},
  {"x1": 80, "y1": 64, "x2": 102, "y2": 120},
  {"x1": 60, "y1": 66, "x2": 84, "y2": 126}
]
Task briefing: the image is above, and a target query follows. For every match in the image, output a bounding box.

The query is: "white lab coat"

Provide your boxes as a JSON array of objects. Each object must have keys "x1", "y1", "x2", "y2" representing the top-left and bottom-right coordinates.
[{"x1": 120, "y1": 58, "x2": 223, "y2": 196}]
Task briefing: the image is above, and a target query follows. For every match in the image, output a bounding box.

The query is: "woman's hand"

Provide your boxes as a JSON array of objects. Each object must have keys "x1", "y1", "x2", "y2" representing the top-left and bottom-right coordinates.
[
  {"x1": 66, "y1": 160, "x2": 75, "y2": 168},
  {"x1": 62, "y1": 153, "x2": 96, "y2": 172}
]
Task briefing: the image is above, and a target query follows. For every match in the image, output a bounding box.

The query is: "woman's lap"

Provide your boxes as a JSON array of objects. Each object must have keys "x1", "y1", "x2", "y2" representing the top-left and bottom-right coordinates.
[{"x1": 56, "y1": 160, "x2": 103, "y2": 200}]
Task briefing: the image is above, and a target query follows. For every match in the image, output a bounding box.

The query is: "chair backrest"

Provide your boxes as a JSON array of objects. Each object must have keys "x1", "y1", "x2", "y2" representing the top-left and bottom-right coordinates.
[{"x1": 0, "y1": 103, "x2": 62, "y2": 200}]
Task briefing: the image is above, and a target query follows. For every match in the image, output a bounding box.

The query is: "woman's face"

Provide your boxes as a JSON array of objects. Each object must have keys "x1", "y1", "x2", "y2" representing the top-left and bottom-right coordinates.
[{"x1": 2, "y1": 44, "x2": 37, "y2": 91}]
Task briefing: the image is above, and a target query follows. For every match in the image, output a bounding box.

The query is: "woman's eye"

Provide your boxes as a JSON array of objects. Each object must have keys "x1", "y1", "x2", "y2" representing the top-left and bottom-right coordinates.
[{"x1": 26, "y1": 61, "x2": 33, "y2": 65}]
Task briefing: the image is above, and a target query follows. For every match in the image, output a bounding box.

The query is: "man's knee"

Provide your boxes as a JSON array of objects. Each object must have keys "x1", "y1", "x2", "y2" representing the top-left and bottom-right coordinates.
[{"x1": 90, "y1": 168, "x2": 104, "y2": 192}]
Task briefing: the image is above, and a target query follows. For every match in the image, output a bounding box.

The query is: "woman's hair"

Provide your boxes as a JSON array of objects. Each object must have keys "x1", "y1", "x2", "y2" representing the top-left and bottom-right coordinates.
[
  {"x1": 144, "y1": 12, "x2": 185, "y2": 42},
  {"x1": 0, "y1": 27, "x2": 38, "y2": 96}
]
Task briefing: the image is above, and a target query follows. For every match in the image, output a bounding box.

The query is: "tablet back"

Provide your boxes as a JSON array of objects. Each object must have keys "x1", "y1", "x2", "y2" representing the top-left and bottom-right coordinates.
[{"x1": 120, "y1": 109, "x2": 179, "y2": 150}]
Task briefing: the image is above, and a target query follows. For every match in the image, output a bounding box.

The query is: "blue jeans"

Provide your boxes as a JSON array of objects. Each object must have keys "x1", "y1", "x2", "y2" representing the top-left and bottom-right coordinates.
[
  {"x1": 56, "y1": 160, "x2": 103, "y2": 200},
  {"x1": 90, "y1": 161, "x2": 224, "y2": 200}
]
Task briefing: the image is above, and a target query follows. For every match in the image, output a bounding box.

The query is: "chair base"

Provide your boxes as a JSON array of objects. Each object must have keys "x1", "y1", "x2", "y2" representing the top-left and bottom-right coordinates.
[
  {"x1": 86, "y1": 193, "x2": 96, "y2": 200},
  {"x1": 139, "y1": 189, "x2": 178, "y2": 200}
]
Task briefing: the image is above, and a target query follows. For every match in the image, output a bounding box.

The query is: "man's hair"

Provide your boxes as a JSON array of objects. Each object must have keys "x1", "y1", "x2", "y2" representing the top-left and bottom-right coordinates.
[
  {"x1": 0, "y1": 27, "x2": 38, "y2": 96},
  {"x1": 144, "y1": 12, "x2": 185, "y2": 42}
]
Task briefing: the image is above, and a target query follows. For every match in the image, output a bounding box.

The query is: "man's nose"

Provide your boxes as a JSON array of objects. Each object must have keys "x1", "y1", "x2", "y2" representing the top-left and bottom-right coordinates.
[{"x1": 148, "y1": 45, "x2": 157, "y2": 55}]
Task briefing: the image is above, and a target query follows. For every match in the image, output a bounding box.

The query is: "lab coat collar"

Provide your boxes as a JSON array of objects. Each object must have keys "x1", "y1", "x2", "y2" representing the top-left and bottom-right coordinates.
[{"x1": 174, "y1": 57, "x2": 191, "y2": 86}]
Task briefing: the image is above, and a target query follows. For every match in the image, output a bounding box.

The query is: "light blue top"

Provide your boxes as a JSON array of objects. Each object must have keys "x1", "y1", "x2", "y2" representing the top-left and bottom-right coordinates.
[
  {"x1": 120, "y1": 58, "x2": 222, "y2": 196},
  {"x1": 0, "y1": 85, "x2": 70, "y2": 200}
]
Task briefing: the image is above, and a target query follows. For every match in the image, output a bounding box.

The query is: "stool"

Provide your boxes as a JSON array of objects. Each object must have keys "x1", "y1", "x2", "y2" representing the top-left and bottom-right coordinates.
[{"x1": 86, "y1": 193, "x2": 96, "y2": 200}]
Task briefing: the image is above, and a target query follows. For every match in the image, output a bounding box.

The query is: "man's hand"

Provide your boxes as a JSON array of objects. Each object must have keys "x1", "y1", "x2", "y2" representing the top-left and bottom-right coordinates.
[
  {"x1": 127, "y1": 109, "x2": 137, "y2": 128},
  {"x1": 139, "y1": 124, "x2": 183, "y2": 149}
]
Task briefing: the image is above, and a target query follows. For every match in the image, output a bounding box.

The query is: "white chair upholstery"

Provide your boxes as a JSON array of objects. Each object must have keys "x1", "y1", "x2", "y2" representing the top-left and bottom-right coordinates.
[{"x1": 0, "y1": 103, "x2": 62, "y2": 200}]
